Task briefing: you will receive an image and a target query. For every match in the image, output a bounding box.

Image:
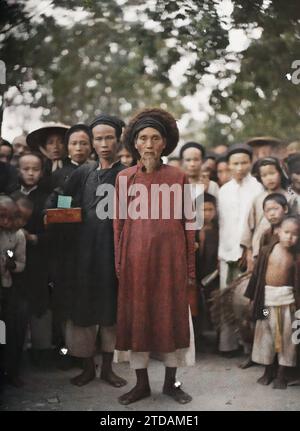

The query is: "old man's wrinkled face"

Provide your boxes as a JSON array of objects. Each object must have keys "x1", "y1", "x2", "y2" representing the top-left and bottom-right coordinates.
[{"x1": 135, "y1": 127, "x2": 166, "y2": 171}]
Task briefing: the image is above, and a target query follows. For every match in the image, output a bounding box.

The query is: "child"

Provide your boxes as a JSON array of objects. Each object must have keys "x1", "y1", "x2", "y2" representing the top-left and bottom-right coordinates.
[
  {"x1": 260, "y1": 193, "x2": 289, "y2": 248},
  {"x1": 218, "y1": 143, "x2": 263, "y2": 355},
  {"x1": 241, "y1": 157, "x2": 290, "y2": 267},
  {"x1": 287, "y1": 154, "x2": 300, "y2": 215},
  {"x1": 0, "y1": 196, "x2": 26, "y2": 386},
  {"x1": 194, "y1": 193, "x2": 219, "y2": 349},
  {"x1": 245, "y1": 216, "x2": 300, "y2": 389},
  {"x1": 117, "y1": 144, "x2": 135, "y2": 167},
  {"x1": 17, "y1": 153, "x2": 52, "y2": 367}
]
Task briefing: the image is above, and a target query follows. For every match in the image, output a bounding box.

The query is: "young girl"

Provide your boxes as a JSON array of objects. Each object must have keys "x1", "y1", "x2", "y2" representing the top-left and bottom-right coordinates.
[{"x1": 241, "y1": 157, "x2": 290, "y2": 268}]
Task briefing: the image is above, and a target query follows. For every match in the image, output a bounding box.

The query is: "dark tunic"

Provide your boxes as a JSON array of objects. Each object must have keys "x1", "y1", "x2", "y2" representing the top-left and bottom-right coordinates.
[
  {"x1": 21, "y1": 186, "x2": 50, "y2": 317},
  {"x1": 50, "y1": 159, "x2": 78, "y2": 190},
  {"x1": 245, "y1": 240, "x2": 300, "y2": 321},
  {"x1": 114, "y1": 164, "x2": 195, "y2": 352},
  {"x1": 64, "y1": 160, "x2": 125, "y2": 327},
  {"x1": 45, "y1": 161, "x2": 81, "y2": 323}
]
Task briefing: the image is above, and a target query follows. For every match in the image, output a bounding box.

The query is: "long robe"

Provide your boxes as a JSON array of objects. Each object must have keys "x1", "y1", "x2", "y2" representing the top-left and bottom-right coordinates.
[
  {"x1": 64, "y1": 160, "x2": 124, "y2": 327},
  {"x1": 114, "y1": 163, "x2": 195, "y2": 353}
]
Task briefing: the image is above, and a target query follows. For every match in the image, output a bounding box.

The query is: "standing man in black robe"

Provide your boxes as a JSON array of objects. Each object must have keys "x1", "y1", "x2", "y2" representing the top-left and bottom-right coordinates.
[{"x1": 64, "y1": 114, "x2": 127, "y2": 387}]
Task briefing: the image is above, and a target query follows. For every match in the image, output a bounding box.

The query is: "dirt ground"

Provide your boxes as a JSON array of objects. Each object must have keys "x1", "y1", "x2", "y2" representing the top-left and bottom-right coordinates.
[{"x1": 2, "y1": 350, "x2": 300, "y2": 411}]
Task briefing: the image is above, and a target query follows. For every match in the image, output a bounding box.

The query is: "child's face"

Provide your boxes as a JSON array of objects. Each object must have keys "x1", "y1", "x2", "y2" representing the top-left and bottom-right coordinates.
[
  {"x1": 118, "y1": 148, "x2": 133, "y2": 167},
  {"x1": 259, "y1": 164, "x2": 281, "y2": 191},
  {"x1": 14, "y1": 205, "x2": 32, "y2": 230},
  {"x1": 217, "y1": 161, "x2": 231, "y2": 186},
  {"x1": 1, "y1": 206, "x2": 17, "y2": 231},
  {"x1": 228, "y1": 153, "x2": 251, "y2": 182},
  {"x1": 0, "y1": 207, "x2": 9, "y2": 228},
  {"x1": 278, "y1": 220, "x2": 299, "y2": 249},
  {"x1": 291, "y1": 172, "x2": 300, "y2": 194},
  {"x1": 202, "y1": 201, "x2": 217, "y2": 225},
  {"x1": 19, "y1": 155, "x2": 43, "y2": 187},
  {"x1": 264, "y1": 200, "x2": 287, "y2": 226},
  {"x1": 182, "y1": 148, "x2": 202, "y2": 178}
]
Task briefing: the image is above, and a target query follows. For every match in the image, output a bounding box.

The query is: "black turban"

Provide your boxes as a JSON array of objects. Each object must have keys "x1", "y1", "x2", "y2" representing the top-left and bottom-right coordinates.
[
  {"x1": 226, "y1": 143, "x2": 253, "y2": 161},
  {"x1": 89, "y1": 114, "x2": 125, "y2": 139},
  {"x1": 65, "y1": 124, "x2": 93, "y2": 145},
  {"x1": 129, "y1": 117, "x2": 167, "y2": 142},
  {"x1": 179, "y1": 142, "x2": 206, "y2": 159}
]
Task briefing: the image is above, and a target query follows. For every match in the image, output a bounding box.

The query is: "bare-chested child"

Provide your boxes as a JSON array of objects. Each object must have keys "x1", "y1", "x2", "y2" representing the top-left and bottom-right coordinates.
[
  {"x1": 259, "y1": 193, "x2": 289, "y2": 248},
  {"x1": 245, "y1": 216, "x2": 300, "y2": 389}
]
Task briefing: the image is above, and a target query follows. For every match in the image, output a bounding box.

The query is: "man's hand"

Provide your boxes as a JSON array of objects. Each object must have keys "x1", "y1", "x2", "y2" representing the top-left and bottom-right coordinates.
[{"x1": 238, "y1": 247, "x2": 247, "y2": 271}]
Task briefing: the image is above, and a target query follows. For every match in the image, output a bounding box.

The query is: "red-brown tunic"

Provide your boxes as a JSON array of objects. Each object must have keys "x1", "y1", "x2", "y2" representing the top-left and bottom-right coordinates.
[{"x1": 114, "y1": 163, "x2": 196, "y2": 352}]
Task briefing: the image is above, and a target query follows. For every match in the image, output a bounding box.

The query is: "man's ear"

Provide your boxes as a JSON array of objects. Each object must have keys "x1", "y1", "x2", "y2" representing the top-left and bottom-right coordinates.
[{"x1": 284, "y1": 206, "x2": 289, "y2": 214}]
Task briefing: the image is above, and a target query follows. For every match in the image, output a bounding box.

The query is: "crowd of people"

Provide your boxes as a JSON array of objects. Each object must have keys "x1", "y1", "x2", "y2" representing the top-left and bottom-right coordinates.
[{"x1": 0, "y1": 108, "x2": 300, "y2": 406}]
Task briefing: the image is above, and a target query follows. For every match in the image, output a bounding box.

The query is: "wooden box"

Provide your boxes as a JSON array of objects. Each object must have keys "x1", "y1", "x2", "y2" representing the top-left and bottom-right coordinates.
[{"x1": 45, "y1": 208, "x2": 82, "y2": 224}]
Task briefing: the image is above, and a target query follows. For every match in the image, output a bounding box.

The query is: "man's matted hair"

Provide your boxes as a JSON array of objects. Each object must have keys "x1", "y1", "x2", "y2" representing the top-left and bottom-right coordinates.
[{"x1": 123, "y1": 108, "x2": 179, "y2": 159}]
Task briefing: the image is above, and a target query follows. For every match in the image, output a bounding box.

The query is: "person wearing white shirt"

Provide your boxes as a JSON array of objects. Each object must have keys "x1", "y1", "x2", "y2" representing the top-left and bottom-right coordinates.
[{"x1": 218, "y1": 143, "x2": 264, "y2": 355}]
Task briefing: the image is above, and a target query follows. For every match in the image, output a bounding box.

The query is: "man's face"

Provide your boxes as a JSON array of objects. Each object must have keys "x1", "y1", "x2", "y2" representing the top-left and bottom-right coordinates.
[
  {"x1": 291, "y1": 172, "x2": 300, "y2": 194},
  {"x1": 19, "y1": 155, "x2": 43, "y2": 187},
  {"x1": 254, "y1": 145, "x2": 272, "y2": 161},
  {"x1": 13, "y1": 140, "x2": 29, "y2": 157},
  {"x1": 0, "y1": 145, "x2": 13, "y2": 163},
  {"x1": 92, "y1": 124, "x2": 118, "y2": 161},
  {"x1": 45, "y1": 134, "x2": 66, "y2": 161},
  {"x1": 217, "y1": 161, "x2": 231, "y2": 186},
  {"x1": 200, "y1": 169, "x2": 210, "y2": 192},
  {"x1": 68, "y1": 131, "x2": 91, "y2": 164},
  {"x1": 182, "y1": 148, "x2": 202, "y2": 178},
  {"x1": 135, "y1": 127, "x2": 166, "y2": 164},
  {"x1": 263, "y1": 200, "x2": 287, "y2": 226},
  {"x1": 278, "y1": 220, "x2": 299, "y2": 249},
  {"x1": 228, "y1": 153, "x2": 251, "y2": 182},
  {"x1": 213, "y1": 144, "x2": 228, "y2": 155}
]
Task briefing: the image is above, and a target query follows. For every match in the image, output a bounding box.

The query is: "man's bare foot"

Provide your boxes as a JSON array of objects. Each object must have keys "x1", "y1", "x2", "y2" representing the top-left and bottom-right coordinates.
[
  {"x1": 257, "y1": 365, "x2": 275, "y2": 386},
  {"x1": 70, "y1": 368, "x2": 95, "y2": 386},
  {"x1": 273, "y1": 366, "x2": 287, "y2": 389},
  {"x1": 101, "y1": 370, "x2": 127, "y2": 388},
  {"x1": 239, "y1": 356, "x2": 254, "y2": 369},
  {"x1": 273, "y1": 377, "x2": 287, "y2": 389},
  {"x1": 118, "y1": 384, "x2": 151, "y2": 405},
  {"x1": 163, "y1": 383, "x2": 192, "y2": 404}
]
